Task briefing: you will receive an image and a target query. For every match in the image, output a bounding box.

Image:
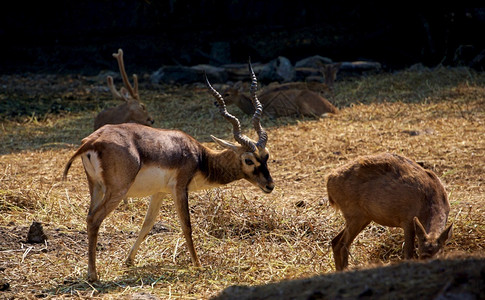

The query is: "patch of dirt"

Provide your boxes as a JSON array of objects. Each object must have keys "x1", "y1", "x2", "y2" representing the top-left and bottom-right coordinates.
[{"x1": 0, "y1": 224, "x2": 87, "y2": 253}]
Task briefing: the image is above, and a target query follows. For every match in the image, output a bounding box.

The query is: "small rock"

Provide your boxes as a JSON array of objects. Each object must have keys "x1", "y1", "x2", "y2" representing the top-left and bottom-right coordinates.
[
  {"x1": 0, "y1": 282, "x2": 9, "y2": 291},
  {"x1": 150, "y1": 221, "x2": 170, "y2": 234},
  {"x1": 27, "y1": 221, "x2": 47, "y2": 243}
]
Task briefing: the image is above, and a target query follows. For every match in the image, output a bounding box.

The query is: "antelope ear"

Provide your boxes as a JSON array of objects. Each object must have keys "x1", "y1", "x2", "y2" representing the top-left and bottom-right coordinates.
[
  {"x1": 211, "y1": 135, "x2": 240, "y2": 152},
  {"x1": 414, "y1": 216, "x2": 428, "y2": 238},
  {"x1": 438, "y1": 223, "x2": 453, "y2": 246}
]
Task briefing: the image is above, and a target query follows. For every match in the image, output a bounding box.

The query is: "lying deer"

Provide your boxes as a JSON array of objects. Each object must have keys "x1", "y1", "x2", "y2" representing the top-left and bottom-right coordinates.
[
  {"x1": 93, "y1": 49, "x2": 154, "y2": 130},
  {"x1": 63, "y1": 62, "x2": 274, "y2": 282},
  {"x1": 223, "y1": 64, "x2": 339, "y2": 117},
  {"x1": 224, "y1": 85, "x2": 338, "y2": 117},
  {"x1": 326, "y1": 152, "x2": 452, "y2": 271}
]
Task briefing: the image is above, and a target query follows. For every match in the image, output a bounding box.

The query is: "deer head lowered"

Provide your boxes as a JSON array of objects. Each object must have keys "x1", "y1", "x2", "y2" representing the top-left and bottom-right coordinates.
[
  {"x1": 93, "y1": 49, "x2": 154, "y2": 130},
  {"x1": 63, "y1": 61, "x2": 274, "y2": 282},
  {"x1": 327, "y1": 153, "x2": 453, "y2": 271}
]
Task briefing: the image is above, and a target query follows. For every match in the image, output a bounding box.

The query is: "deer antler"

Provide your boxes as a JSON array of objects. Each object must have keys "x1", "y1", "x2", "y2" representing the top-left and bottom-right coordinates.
[
  {"x1": 205, "y1": 74, "x2": 256, "y2": 152},
  {"x1": 112, "y1": 49, "x2": 140, "y2": 101},
  {"x1": 106, "y1": 76, "x2": 127, "y2": 101},
  {"x1": 248, "y1": 60, "x2": 268, "y2": 149}
]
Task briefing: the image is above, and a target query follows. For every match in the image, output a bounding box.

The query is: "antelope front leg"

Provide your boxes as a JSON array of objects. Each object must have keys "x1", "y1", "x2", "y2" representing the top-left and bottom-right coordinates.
[
  {"x1": 331, "y1": 229, "x2": 346, "y2": 271},
  {"x1": 173, "y1": 188, "x2": 201, "y2": 267},
  {"x1": 403, "y1": 224, "x2": 416, "y2": 259},
  {"x1": 126, "y1": 193, "x2": 165, "y2": 266}
]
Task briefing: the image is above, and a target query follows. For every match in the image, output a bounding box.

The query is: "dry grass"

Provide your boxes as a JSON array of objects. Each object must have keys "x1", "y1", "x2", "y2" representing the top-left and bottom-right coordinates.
[{"x1": 0, "y1": 67, "x2": 484, "y2": 299}]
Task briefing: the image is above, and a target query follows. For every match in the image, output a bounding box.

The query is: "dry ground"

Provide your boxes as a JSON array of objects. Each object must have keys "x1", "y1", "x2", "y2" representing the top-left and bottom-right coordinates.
[{"x1": 0, "y1": 67, "x2": 484, "y2": 299}]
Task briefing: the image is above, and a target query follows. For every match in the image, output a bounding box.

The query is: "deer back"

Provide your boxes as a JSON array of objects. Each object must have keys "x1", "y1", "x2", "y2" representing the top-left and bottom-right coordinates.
[
  {"x1": 94, "y1": 99, "x2": 153, "y2": 130},
  {"x1": 259, "y1": 88, "x2": 338, "y2": 117}
]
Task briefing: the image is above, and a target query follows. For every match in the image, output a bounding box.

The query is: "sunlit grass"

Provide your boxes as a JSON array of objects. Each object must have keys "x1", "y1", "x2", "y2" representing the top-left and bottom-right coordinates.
[{"x1": 0, "y1": 67, "x2": 483, "y2": 299}]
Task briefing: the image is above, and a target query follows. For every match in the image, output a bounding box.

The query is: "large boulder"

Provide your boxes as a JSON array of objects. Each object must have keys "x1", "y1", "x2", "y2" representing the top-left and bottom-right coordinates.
[
  {"x1": 295, "y1": 55, "x2": 333, "y2": 68},
  {"x1": 258, "y1": 56, "x2": 296, "y2": 83},
  {"x1": 150, "y1": 65, "x2": 228, "y2": 84}
]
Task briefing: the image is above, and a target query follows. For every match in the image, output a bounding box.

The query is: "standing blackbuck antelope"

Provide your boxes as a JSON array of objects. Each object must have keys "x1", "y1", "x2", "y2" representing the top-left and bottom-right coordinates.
[
  {"x1": 94, "y1": 49, "x2": 154, "y2": 130},
  {"x1": 327, "y1": 153, "x2": 452, "y2": 271},
  {"x1": 63, "y1": 62, "x2": 274, "y2": 282}
]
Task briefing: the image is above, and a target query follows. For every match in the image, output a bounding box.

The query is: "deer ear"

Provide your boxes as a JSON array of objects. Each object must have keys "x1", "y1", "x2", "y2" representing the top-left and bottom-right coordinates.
[
  {"x1": 233, "y1": 81, "x2": 243, "y2": 90},
  {"x1": 414, "y1": 217, "x2": 428, "y2": 238},
  {"x1": 119, "y1": 87, "x2": 130, "y2": 101},
  {"x1": 211, "y1": 135, "x2": 240, "y2": 152},
  {"x1": 438, "y1": 223, "x2": 453, "y2": 246}
]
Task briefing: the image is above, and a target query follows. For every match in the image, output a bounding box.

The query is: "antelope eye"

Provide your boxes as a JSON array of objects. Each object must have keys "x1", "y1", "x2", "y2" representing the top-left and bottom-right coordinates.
[{"x1": 244, "y1": 158, "x2": 254, "y2": 165}]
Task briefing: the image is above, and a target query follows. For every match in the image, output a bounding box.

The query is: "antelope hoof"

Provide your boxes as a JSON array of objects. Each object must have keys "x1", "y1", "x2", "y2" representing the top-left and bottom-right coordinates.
[
  {"x1": 125, "y1": 258, "x2": 134, "y2": 266},
  {"x1": 87, "y1": 272, "x2": 98, "y2": 282}
]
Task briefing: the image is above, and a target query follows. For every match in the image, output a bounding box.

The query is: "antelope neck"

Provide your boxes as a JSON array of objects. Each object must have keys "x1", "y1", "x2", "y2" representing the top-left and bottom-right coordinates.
[{"x1": 201, "y1": 148, "x2": 243, "y2": 185}]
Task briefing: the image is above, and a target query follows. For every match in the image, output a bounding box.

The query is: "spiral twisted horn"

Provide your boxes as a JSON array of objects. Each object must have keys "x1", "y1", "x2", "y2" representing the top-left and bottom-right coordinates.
[
  {"x1": 248, "y1": 60, "x2": 268, "y2": 149},
  {"x1": 205, "y1": 74, "x2": 256, "y2": 152}
]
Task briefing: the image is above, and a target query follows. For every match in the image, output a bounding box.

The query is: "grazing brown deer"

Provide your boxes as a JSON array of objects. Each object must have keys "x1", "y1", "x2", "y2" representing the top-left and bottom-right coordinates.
[
  {"x1": 93, "y1": 49, "x2": 154, "y2": 130},
  {"x1": 63, "y1": 62, "x2": 274, "y2": 282},
  {"x1": 326, "y1": 153, "x2": 452, "y2": 271}
]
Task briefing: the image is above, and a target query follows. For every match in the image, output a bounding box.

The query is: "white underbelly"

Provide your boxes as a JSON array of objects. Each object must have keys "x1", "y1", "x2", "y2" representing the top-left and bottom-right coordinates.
[
  {"x1": 127, "y1": 166, "x2": 223, "y2": 197},
  {"x1": 126, "y1": 166, "x2": 176, "y2": 197}
]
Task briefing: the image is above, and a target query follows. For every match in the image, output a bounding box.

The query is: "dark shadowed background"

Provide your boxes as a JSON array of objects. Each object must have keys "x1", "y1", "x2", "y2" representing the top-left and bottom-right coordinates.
[{"x1": 1, "y1": 1, "x2": 484, "y2": 75}]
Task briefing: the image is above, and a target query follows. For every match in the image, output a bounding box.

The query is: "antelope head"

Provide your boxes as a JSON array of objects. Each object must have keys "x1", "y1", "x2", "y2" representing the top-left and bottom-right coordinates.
[
  {"x1": 414, "y1": 216, "x2": 453, "y2": 259},
  {"x1": 206, "y1": 62, "x2": 274, "y2": 193}
]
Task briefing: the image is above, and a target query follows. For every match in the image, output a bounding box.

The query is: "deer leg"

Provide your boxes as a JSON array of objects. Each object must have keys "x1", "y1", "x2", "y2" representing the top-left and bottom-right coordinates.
[
  {"x1": 403, "y1": 223, "x2": 416, "y2": 260},
  {"x1": 173, "y1": 188, "x2": 201, "y2": 267},
  {"x1": 86, "y1": 188, "x2": 126, "y2": 282},
  {"x1": 126, "y1": 192, "x2": 166, "y2": 266},
  {"x1": 332, "y1": 217, "x2": 370, "y2": 271},
  {"x1": 331, "y1": 228, "x2": 346, "y2": 271}
]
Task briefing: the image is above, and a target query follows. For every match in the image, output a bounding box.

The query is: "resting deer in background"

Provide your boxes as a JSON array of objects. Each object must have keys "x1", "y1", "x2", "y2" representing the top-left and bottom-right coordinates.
[
  {"x1": 223, "y1": 63, "x2": 339, "y2": 118},
  {"x1": 93, "y1": 49, "x2": 154, "y2": 130},
  {"x1": 63, "y1": 62, "x2": 274, "y2": 282},
  {"x1": 223, "y1": 84, "x2": 338, "y2": 117},
  {"x1": 326, "y1": 152, "x2": 452, "y2": 271}
]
